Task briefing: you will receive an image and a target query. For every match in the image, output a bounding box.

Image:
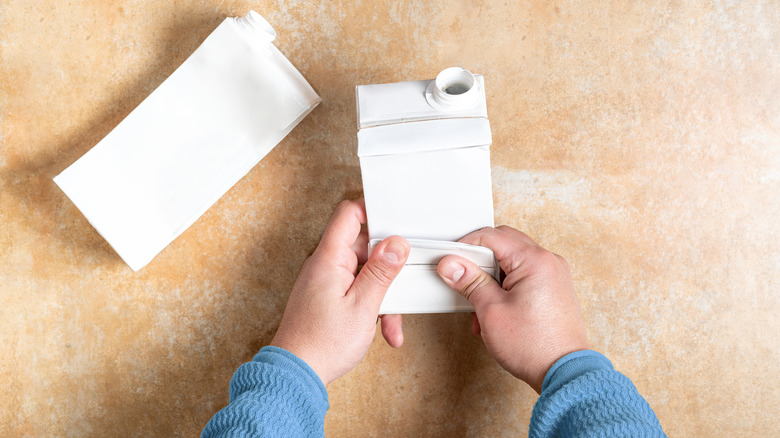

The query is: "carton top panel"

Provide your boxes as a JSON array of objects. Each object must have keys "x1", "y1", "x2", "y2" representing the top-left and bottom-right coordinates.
[{"x1": 356, "y1": 76, "x2": 488, "y2": 129}]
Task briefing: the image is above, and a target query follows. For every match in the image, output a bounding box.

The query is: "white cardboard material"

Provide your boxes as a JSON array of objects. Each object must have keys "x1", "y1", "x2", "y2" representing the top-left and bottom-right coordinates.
[
  {"x1": 356, "y1": 68, "x2": 496, "y2": 314},
  {"x1": 54, "y1": 11, "x2": 320, "y2": 271},
  {"x1": 369, "y1": 239, "x2": 497, "y2": 268},
  {"x1": 368, "y1": 238, "x2": 498, "y2": 313}
]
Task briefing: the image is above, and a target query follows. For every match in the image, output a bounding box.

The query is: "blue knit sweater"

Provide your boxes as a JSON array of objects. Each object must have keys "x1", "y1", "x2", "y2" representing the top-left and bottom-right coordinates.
[{"x1": 202, "y1": 347, "x2": 665, "y2": 437}]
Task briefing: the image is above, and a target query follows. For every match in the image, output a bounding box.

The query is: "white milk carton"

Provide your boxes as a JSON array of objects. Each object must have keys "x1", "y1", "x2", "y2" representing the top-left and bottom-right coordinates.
[
  {"x1": 54, "y1": 11, "x2": 320, "y2": 271},
  {"x1": 356, "y1": 67, "x2": 498, "y2": 314}
]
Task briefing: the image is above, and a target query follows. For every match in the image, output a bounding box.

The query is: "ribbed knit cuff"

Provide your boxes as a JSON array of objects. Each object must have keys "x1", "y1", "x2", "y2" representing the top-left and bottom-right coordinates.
[
  {"x1": 203, "y1": 346, "x2": 330, "y2": 437},
  {"x1": 541, "y1": 350, "x2": 614, "y2": 394},
  {"x1": 250, "y1": 346, "x2": 329, "y2": 405}
]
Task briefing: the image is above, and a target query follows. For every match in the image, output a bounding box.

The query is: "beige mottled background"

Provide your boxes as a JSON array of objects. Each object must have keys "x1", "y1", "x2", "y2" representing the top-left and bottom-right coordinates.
[{"x1": 2, "y1": 0, "x2": 778, "y2": 436}]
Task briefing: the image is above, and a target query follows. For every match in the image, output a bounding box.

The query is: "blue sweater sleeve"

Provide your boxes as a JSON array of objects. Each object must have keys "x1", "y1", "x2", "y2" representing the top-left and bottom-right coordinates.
[
  {"x1": 202, "y1": 346, "x2": 329, "y2": 438},
  {"x1": 530, "y1": 350, "x2": 666, "y2": 437}
]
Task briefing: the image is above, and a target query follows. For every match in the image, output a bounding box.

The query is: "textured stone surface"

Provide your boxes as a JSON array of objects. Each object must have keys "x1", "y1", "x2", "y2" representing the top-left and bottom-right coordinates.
[{"x1": 1, "y1": 1, "x2": 778, "y2": 436}]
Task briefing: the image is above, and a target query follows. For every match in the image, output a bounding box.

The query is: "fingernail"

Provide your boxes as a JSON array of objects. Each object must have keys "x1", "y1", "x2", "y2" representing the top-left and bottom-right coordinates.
[
  {"x1": 382, "y1": 240, "x2": 406, "y2": 265},
  {"x1": 441, "y1": 261, "x2": 465, "y2": 283}
]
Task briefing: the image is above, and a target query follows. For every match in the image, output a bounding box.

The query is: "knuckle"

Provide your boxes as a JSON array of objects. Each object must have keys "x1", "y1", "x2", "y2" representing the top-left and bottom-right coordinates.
[
  {"x1": 336, "y1": 199, "x2": 353, "y2": 211},
  {"x1": 539, "y1": 248, "x2": 559, "y2": 265},
  {"x1": 532, "y1": 249, "x2": 560, "y2": 273},
  {"x1": 461, "y1": 271, "x2": 493, "y2": 301},
  {"x1": 301, "y1": 254, "x2": 320, "y2": 272},
  {"x1": 362, "y1": 260, "x2": 397, "y2": 286},
  {"x1": 554, "y1": 253, "x2": 570, "y2": 269}
]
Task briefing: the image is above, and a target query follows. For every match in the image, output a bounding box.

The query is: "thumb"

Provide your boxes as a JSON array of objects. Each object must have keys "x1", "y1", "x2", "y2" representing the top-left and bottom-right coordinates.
[
  {"x1": 438, "y1": 255, "x2": 503, "y2": 309},
  {"x1": 349, "y1": 236, "x2": 409, "y2": 312}
]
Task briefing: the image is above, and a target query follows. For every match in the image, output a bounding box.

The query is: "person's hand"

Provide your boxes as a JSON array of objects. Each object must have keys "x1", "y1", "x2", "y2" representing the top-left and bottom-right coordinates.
[
  {"x1": 270, "y1": 200, "x2": 410, "y2": 386},
  {"x1": 437, "y1": 226, "x2": 589, "y2": 393}
]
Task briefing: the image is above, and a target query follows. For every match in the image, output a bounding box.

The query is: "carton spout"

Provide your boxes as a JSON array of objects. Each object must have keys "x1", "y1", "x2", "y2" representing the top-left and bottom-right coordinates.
[
  {"x1": 234, "y1": 10, "x2": 276, "y2": 43},
  {"x1": 427, "y1": 67, "x2": 480, "y2": 110}
]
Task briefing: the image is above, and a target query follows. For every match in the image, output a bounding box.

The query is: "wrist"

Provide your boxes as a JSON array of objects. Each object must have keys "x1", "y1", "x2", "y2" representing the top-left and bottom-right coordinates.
[
  {"x1": 270, "y1": 338, "x2": 333, "y2": 386},
  {"x1": 539, "y1": 350, "x2": 612, "y2": 394},
  {"x1": 528, "y1": 346, "x2": 591, "y2": 394},
  {"x1": 252, "y1": 346, "x2": 330, "y2": 403}
]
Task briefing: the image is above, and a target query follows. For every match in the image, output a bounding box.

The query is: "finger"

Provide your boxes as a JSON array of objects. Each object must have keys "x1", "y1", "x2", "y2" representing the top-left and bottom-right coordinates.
[
  {"x1": 380, "y1": 314, "x2": 404, "y2": 348},
  {"x1": 495, "y1": 225, "x2": 540, "y2": 247},
  {"x1": 318, "y1": 199, "x2": 367, "y2": 254},
  {"x1": 471, "y1": 312, "x2": 481, "y2": 337},
  {"x1": 348, "y1": 236, "x2": 410, "y2": 311},
  {"x1": 351, "y1": 227, "x2": 369, "y2": 265},
  {"x1": 457, "y1": 227, "x2": 536, "y2": 276},
  {"x1": 438, "y1": 255, "x2": 503, "y2": 309}
]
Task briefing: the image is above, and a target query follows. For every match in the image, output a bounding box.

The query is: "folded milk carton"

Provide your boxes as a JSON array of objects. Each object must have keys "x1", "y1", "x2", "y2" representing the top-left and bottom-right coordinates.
[
  {"x1": 356, "y1": 67, "x2": 498, "y2": 314},
  {"x1": 54, "y1": 11, "x2": 320, "y2": 271}
]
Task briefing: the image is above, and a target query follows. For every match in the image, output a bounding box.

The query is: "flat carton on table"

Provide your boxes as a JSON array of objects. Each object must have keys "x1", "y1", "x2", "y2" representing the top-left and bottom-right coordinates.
[{"x1": 54, "y1": 12, "x2": 320, "y2": 271}]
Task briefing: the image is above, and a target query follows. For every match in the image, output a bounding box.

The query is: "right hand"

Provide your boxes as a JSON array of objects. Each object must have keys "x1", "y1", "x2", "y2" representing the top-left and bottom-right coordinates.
[{"x1": 437, "y1": 226, "x2": 589, "y2": 393}]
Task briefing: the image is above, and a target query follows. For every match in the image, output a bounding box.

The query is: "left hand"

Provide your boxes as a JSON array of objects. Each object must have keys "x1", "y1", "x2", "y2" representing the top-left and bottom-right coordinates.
[{"x1": 270, "y1": 199, "x2": 410, "y2": 385}]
